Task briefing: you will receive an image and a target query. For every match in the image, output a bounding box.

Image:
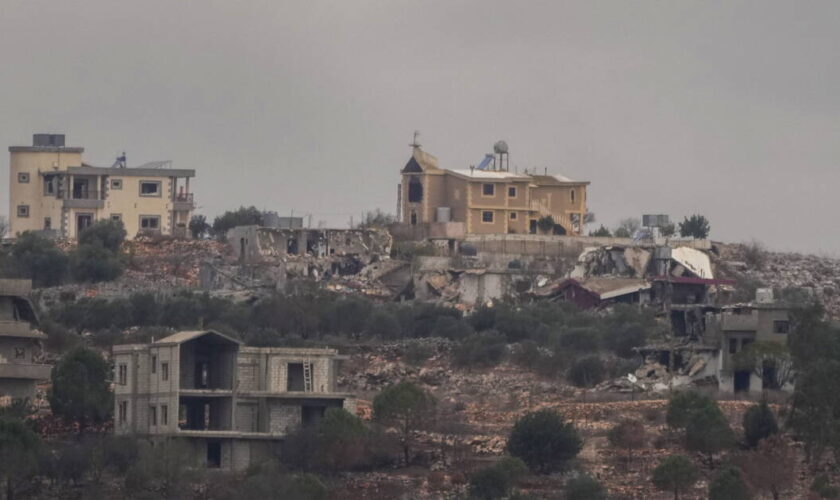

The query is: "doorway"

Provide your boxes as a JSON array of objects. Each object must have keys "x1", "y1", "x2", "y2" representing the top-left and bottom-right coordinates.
[
  {"x1": 77, "y1": 213, "x2": 93, "y2": 234},
  {"x1": 734, "y1": 370, "x2": 751, "y2": 393},
  {"x1": 206, "y1": 441, "x2": 221, "y2": 468}
]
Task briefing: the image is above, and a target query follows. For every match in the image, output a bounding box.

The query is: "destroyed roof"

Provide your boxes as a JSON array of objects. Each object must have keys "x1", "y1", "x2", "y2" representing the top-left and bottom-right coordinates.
[
  {"x1": 559, "y1": 277, "x2": 651, "y2": 299},
  {"x1": 153, "y1": 330, "x2": 242, "y2": 346},
  {"x1": 670, "y1": 246, "x2": 713, "y2": 279}
]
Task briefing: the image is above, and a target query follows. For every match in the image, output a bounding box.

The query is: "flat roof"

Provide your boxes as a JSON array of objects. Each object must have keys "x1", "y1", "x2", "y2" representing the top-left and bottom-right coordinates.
[
  {"x1": 9, "y1": 146, "x2": 84, "y2": 153},
  {"x1": 67, "y1": 165, "x2": 195, "y2": 177}
]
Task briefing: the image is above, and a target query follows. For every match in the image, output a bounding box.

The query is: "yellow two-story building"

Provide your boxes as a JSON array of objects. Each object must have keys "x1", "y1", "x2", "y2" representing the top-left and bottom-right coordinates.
[
  {"x1": 399, "y1": 145, "x2": 589, "y2": 236},
  {"x1": 8, "y1": 134, "x2": 195, "y2": 239}
]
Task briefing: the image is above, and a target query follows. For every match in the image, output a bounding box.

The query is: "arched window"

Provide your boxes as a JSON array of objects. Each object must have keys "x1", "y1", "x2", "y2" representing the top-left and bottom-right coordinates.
[{"x1": 408, "y1": 177, "x2": 423, "y2": 203}]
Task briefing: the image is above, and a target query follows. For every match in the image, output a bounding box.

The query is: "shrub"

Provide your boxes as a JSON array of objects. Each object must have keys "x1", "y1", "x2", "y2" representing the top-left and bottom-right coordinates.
[
  {"x1": 430, "y1": 315, "x2": 473, "y2": 341},
  {"x1": 364, "y1": 310, "x2": 402, "y2": 339},
  {"x1": 453, "y1": 332, "x2": 507, "y2": 368},
  {"x1": 812, "y1": 475, "x2": 840, "y2": 499},
  {"x1": 564, "y1": 474, "x2": 607, "y2": 500},
  {"x1": 652, "y1": 455, "x2": 698, "y2": 500},
  {"x1": 708, "y1": 465, "x2": 750, "y2": 500},
  {"x1": 567, "y1": 356, "x2": 605, "y2": 387},
  {"x1": 666, "y1": 390, "x2": 714, "y2": 430},
  {"x1": 6, "y1": 232, "x2": 69, "y2": 287},
  {"x1": 403, "y1": 342, "x2": 434, "y2": 366},
  {"x1": 469, "y1": 305, "x2": 497, "y2": 332},
  {"x1": 507, "y1": 409, "x2": 582, "y2": 473},
  {"x1": 685, "y1": 402, "x2": 735, "y2": 463},
  {"x1": 77, "y1": 220, "x2": 126, "y2": 252},
  {"x1": 742, "y1": 401, "x2": 778, "y2": 448},
  {"x1": 70, "y1": 244, "x2": 123, "y2": 282},
  {"x1": 511, "y1": 341, "x2": 541, "y2": 368},
  {"x1": 589, "y1": 225, "x2": 611, "y2": 237},
  {"x1": 559, "y1": 327, "x2": 599, "y2": 352},
  {"x1": 468, "y1": 457, "x2": 527, "y2": 500}
]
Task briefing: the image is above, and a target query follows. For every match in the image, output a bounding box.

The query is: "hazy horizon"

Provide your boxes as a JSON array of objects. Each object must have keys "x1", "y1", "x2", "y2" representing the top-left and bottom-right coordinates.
[{"x1": 2, "y1": 1, "x2": 838, "y2": 254}]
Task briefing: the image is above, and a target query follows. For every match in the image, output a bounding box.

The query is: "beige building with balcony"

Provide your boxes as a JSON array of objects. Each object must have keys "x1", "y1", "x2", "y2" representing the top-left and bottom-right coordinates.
[
  {"x1": 398, "y1": 145, "x2": 589, "y2": 237},
  {"x1": 8, "y1": 134, "x2": 195, "y2": 239},
  {"x1": 0, "y1": 279, "x2": 51, "y2": 400},
  {"x1": 113, "y1": 330, "x2": 354, "y2": 471}
]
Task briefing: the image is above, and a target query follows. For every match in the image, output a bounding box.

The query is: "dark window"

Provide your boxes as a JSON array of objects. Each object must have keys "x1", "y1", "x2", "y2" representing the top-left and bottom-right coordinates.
[
  {"x1": 119, "y1": 401, "x2": 127, "y2": 423},
  {"x1": 118, "y1": 364, "x2": 127, "y2": 385},
  {"x1": 410, "y1": 211, "x2": 417, "y2": 225},
  {"x1": 17, "y1": 172, "x2": 30, "y2": 183},
  {"x1": 151, "y1": 355, "x2": 157, "y2": 374},
  {"x1": 207, "y1": 442, "x2": 222, "y2": 468},
  {"x1": 571, "y1": 189, "x2": 576, "y2": 203},
  {"x1": 77, "y1": 213, "x2": 93, "y2": 232},
  {"x1": 149, "y1": 406, "x2": 157, "y2": 426},
  {"x1": 140, "y1": 216, "x2": 161, "y2": 230},
  {"x1": 509, "y1": 212, "x2": 518, "y2": 220},
  {"x1": 14, "y1": 348, "x2": 25, "y2": 359},
  {"x1": 139, "y1": 181, "x2": 161, "y2": 196},
  {"x1": 17, "y1": 205, "x2": 29, "y2": 218},
  {"x1": 161, "y1": 362, "x2": 169, "y2": 381},
  {"x1": 773, "y1": 320, "x2": 790, "y2": 334},
  {"x1": 287, "y1": 363, "x2": 305, "y2": 391},
  {"x1": 43, "y1": 217, "x2": 51, "y2": 230},
  {"x1": 110, "y1": 179, "x2": 123, "y2": 190},
  {"x1": 43, "y1": 175, "x2": 56, "y2": 195},
  {"x1": 508, "y1": 186, "x2": 516, "y2": 197},
  {"x1": 407, "y1": 177, "x2": 423, "y2": 202},
  {"x1": 728, "y1": 338, "x2": 738, "y2": 354},
  {"x1": 482, "y1": 211, "x2": 494, "y2": 223},
  {"x1": 483, "y1": 184, "x2": 495, "y2": 196},
  {"x1": 111, "y1": 214, "x2": 122, "y2": 223},
  {"x1": 161, "y1": 405, "x2": 168, "y2": 426}
]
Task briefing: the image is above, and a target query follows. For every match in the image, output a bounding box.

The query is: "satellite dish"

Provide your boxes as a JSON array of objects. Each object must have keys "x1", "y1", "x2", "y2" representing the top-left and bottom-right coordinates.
[
  {"x1": 627, "y1": 374, "x2": 638, "y2": 383},
  {"x1": 493, "y1": 140, "x2": 509, "y2": 154}
]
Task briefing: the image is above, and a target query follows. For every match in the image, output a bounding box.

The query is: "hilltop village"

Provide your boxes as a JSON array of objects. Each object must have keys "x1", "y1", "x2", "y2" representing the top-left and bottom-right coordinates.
[{"x1": 2, "y1": 133, "x2": 840, "y2": 499}]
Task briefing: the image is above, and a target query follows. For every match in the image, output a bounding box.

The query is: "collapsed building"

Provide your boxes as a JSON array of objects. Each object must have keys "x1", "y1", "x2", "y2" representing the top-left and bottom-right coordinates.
[
  {"x1": 113, "y1": 330, "x2": 354, "y2": 471},
  {"x1": 0, "y1": 279, "x2": 51, "y2": 401}
]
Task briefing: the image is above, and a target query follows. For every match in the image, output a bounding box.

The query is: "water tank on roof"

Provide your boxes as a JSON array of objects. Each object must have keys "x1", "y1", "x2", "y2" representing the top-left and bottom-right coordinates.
[{"x1": 436, "y1": 207, "x2": 451, "y2": 223}]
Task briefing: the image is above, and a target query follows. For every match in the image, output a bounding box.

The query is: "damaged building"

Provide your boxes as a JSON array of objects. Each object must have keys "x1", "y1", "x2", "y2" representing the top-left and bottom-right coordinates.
[
  {"x1": 0, "y1": 279, "x2": 51, "y2": 401},
  {"x1": 113, "y1": 330, "x2": 354, "y2": 470}
]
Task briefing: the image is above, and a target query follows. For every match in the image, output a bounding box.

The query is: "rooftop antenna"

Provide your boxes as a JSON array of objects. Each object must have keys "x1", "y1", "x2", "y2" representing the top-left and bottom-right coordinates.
[{"x1": 409, "y1": 130, "x2": 421, "y2": 150}]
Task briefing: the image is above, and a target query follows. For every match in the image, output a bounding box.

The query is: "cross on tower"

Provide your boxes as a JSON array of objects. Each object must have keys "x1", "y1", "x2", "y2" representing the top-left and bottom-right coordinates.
[{"x1": 409, "y1": 130, "x2": 421, "y2": 150}]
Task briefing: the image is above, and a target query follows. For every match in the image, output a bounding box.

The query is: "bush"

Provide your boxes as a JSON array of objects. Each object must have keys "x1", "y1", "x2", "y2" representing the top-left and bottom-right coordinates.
[
  {"x1": 742, "y1": 401, "x2": 778, "y2": 448},
  {"x1": 78, "y1": 220, "x2": 126, "y2": 252},
  {"x1": 567, "y1": 356, "x2": 605, "y2": 387},
  {"x1": 708, "y1": 465, "x2": 750, "y2": 500},
  {"x1": 453, "y1": 332, "x2": 507, "y2": 368},
  {"x1": 507, "y1": 409, "x2": 582, "y2": 473},
  {"x1": 211, "y1": 206, "x2": 263, "y2": 240},
  {"x1": 5, "y1": 232, "x2": 69, "y2": 287},
  {"x1": 364, "y1": 310, "x2": 402, "y2": 339},
  {"x1": 468, "y1": 457, "x2": 527, "y2": 500},
  {"x1": 430, "y1": 315, "x2": 473, "y2": 341},
  {"x1": 666, "y1": 390, "x2": 714, "y2": 430},
  {"x1": 403, "y1": 342, "x2": 434, "y2": 366},
  {"x1": 652, "y1": 455, "x2": 698, "y2": 500},
  {"x1": 685, "y1": 402, "x2": 736, "y2": 463},
  {"x1": 812, "y1": 475, "x2": 840, "y2": 499},
  {"x1": 558, "y1": 327, "x2": 599, "y2": 352},
  {"x1": 564, "y1": 474, "x2": 607, "y2": 500},
  {"x1": 70, "y1": 244, "x2": 123, "y2": 282}
]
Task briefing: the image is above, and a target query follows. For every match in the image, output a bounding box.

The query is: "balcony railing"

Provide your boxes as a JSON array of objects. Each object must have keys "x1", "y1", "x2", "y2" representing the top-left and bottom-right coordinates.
[{"x1": 172, "y1": 192, "x2": 195, "y2": 211}]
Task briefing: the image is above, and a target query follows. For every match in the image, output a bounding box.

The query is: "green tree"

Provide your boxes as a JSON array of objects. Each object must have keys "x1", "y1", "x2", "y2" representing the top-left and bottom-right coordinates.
[
  {"x1": 0, "y1": 417, "x2": 41, "y2": 500},
  {"x1": 685, "y1": 402, "x2": 736, "y2": 464},
  {"x1": 373, "y1": 381, "x2": 436, "y2": 466},
  {"x1": 211, "y1": 206, "x2": 263, "y2": 240},
  {"x1": 666, "y1": 390, "x2": 714, "y2": 430},
  {"x1": 363, "y1": 310, "x2": 402, "y2": 339},
  {"x1": 652, "y1": 455, "x2": 698, "y2": 500},
  {"x1": 589, "y1": 225, "x2": 611, "y2": 237},
  {"x1": 69, "y1": 243, "x2": 124, "y2": 282},
  {"x1": 536, "y1": 215, "x2": 555, "y2": 233},
  {"x1": 5, "y1": 232, "x2": 68, "y2": 287},
  {"x1": 567, "y1": 356, "x2": 605, "y2": 388},
  {"x1": 737, "y1": 435, "x2": 795, "y2": 500},
  {"x1": 742, "y1": 401, "x2": 778, "y2": 448},
  {"x1": 679, "y1": 214, "x2": 710, "y2": 239},
  {"x1": 453, "y1": 332, "x2": 507, "y2": 368},
  {"x1": 616, "y1": 217, "x2": 641, "y2": 238},
  {"x1": 468, "y1": 456, "x2": 527, "y2": 500},
  {"x1": 189, "y1": 214, "x2": 210, "y2": 239},
  {"x1": 507, "y1": 409, "x2": 582, "y2": 473},
  {"x1": 660, "y1": 222, "x2": 676, "y2": 237},
  {"x1": 316, "y1": 408, "x2": 369, "y2": 472},
  {"x1": 359, "y1": 209, "x2": 396, "y2": 229},
  {"x1": 77, "y1": 220, "x2": 126, "y2": 252},
  {"x1": 708, "y1": 465, "x2": 751, "y2": 500},
  {"x1": 48, "y1": 347, "x2": 113, "y2": 432},
  {"x1": 564, "y1": 474, "x2": 607, "y2": 500}
]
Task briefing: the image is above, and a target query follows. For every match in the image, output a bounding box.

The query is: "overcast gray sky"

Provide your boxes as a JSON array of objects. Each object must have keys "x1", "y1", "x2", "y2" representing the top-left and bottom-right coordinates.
[{"x1": 1, "y1": 1, "x2": 838, "y2": 253}]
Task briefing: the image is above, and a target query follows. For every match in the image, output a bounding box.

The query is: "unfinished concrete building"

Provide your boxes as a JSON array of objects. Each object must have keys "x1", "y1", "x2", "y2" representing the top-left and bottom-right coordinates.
[
  {"x1": 113, "y1": 330, "x2": 354, "y2": 470},
  {"x1": 0, "y1": 280, "x2": 51, "y2": 400}
]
